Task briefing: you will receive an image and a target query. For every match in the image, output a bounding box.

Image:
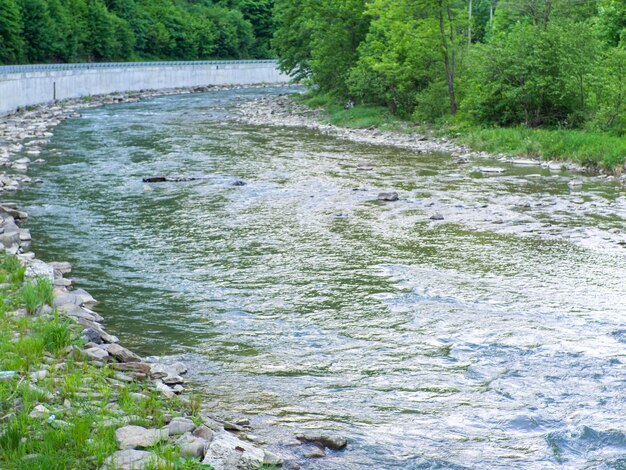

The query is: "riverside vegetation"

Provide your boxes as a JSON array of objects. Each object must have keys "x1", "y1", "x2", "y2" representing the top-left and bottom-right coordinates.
[{"x1": 273, "y1": 0, "x2": 626, "y2": 171}]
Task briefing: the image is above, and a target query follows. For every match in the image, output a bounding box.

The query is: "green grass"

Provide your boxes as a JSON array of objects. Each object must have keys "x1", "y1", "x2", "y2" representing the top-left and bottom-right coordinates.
[
  {"x1": 21, "y1": 277, "x2": 54, "y2": 315},
  {"x1": 296, "y1": 91, "x2": 403, "y2": 130},
  {"x1": 457, "y1": 126, "x2": 626, "y2": 170},
  {"x1": 295, "y1": 91, "x2": 626, "y2": 171},
  {"x1": 0, "y1": 254, "x2": 212, "y2": 469}
]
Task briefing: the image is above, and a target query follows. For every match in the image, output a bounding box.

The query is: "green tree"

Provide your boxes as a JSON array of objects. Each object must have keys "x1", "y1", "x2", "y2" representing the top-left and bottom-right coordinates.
[
  {"x1": 0, "y1": 0, "x2": 24, "y2": 63},
  {"x1": 18, "y1": 0, "x2": 55, "y2": 62}
]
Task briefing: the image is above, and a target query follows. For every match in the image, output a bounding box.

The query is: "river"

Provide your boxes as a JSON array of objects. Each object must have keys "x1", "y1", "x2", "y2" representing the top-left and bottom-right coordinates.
[{"x1": 12, "y1": 87, "x2": 626, "y2": 469}]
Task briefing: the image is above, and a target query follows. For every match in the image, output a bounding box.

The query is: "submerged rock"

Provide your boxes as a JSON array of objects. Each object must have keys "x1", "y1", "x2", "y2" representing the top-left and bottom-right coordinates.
[
  {"x1": 477, "y1": 166, "x2": 506, "y2": 174},
  {"x1": 377, "y1": 192, "x2": 399, "y2": 202}
]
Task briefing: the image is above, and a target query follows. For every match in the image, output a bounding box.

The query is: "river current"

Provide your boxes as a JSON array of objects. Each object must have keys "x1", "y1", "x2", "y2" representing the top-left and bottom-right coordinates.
[{"x1": 12, "y1": 88, "x2": 626, "y2": 469}]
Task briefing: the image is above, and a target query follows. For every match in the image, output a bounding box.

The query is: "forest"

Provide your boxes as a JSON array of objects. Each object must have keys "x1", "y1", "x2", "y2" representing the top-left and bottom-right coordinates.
[
  {"x1": 273, "y1": 0, "x2": 626, "y2": 140},
  {"x1": 0, "y1": 0, "x2": 274, "y2": 64}
]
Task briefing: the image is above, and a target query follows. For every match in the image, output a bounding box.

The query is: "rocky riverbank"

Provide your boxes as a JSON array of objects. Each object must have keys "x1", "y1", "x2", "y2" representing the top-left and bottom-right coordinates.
[
  {"x1": 236, "y1": 94, "x2": 626, "y2": 182},
  {"x1": 0, "y1": 86, "x2": 299, "y2": 469}
]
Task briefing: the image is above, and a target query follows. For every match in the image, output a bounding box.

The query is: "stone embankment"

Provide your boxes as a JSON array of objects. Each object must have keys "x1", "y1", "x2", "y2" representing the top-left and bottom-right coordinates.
[
  {"x1": 0, "y1": 86, "x2": 292, "y2": 469},
  {"x1": 237, "y1": 95, "x2": 626, "y2": 183}
]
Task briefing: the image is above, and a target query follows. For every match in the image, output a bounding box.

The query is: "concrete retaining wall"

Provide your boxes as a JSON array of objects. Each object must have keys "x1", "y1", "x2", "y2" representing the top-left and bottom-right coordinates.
[{"x1": 0, "y1": 61, "x2": 290, "y2": 115}]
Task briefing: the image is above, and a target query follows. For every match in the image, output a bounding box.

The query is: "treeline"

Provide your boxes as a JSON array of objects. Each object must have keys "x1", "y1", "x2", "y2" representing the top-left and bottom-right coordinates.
[
  {"x1": 0, "y1": 0, "x2": 274, "y2": 64},
  {"x1": 273, "y1": 0, "x2": 626, "y2": 135}
]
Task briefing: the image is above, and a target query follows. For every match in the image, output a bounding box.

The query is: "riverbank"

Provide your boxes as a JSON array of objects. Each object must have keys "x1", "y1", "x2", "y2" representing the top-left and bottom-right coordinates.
[
  {"x1": 0, "y1": 86, "x2": 292, "y2": 469},
  {"x1": 236, "y1": 93, "x2": 626, "y2": 180}
]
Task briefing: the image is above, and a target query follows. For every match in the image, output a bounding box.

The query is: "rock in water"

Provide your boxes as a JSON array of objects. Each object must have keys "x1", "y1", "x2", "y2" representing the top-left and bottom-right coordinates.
[
  {"x1": 477, "y1": 166, "x2": 506, "y2": 174},
  {"x1": 430, "y1": 213, "x2": 444, "y2": 221},
  {"x1": 377, "y1": 192, "x2": 399, "y2": 202},
  {"x1": 143, "y1": 177, "x2": 167, "y2": 183},
  {"x1": 295, "y1": 432, "x2": 348, "y2": 450}
]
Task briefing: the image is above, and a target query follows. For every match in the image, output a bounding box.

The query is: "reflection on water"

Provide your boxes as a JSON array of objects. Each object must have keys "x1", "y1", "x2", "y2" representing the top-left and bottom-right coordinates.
[{"x1": 12, "y1": 88, "x2": 626, "y2": 469}]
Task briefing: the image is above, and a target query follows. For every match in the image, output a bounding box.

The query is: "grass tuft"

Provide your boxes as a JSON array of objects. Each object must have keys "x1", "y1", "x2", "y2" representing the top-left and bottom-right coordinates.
[{"x1": 21, "y1": 277, "x2": 54, "y2": 315}]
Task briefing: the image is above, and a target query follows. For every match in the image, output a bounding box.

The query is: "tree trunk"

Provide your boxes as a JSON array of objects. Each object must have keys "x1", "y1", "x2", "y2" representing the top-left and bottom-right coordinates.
[
  {"x1": 468, "y1": 0, "x2": 473, "y2": 47},
  {"x1": 439, "y1": 1, "x2": 457, "y2": 115}
]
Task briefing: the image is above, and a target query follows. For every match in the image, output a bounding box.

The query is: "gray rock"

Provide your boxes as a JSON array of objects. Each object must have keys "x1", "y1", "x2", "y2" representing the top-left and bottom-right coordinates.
[
  {"x1": 25, "y1": 260, "x2": 54, "y2": 281},
  {"x1": 176, "y1": 432, "x2": 208, "y2": 459},
  {"x1": 74, "y1": 318, "x2": 119, "y2": 344},
  {"x1": 49, "y1": 261, "x2": 71, "y2": 274},
  {"x1": 150, "y1": 362, "x2": 187, "y2": 384},
  {"x1": 193, "y1": 424, "x2": 216, "y2": 442},
  {"x1": 82, "y1": 347, "x2": 109, "y2": 362},
  {"x1": 510, "y1": 158, "x2": 539, "y2": 166},
  {"x1": 154, "y1": 380, "x2": 175, "y2": 399},
  {"x1": 263, "y1": 450, "x2": 283, "y2": 465},
  {"x1": 102, "y1": 449, "x2": 164, "y2": 470},
  {"x1": 202, "y1": 431, "x2": 280, "y2": 470},
  {"x1": 166, "y1": 417, "x2": 196, "y2": 435},
  {"x1": 29, "y1": 370, "x2": 48, "y2": 382},
  {"x1": 477, "y1": 166, "x2": 506, "y2": 174},
  {"x1": 29, "y1": 404, "x2": 50, "y2": 419},
  {"x1": 104, "y1": 343, "x2": 142, "y2": 363},
  {"x1": 54, "y1": 288, "x2": 97, "y2": 307},
  {"x1": 162, "y1": 374, "x2": 184, "y2": 385},
  {"x1": 58, "y1": 304, "x2": 99, "y2": 322},
  {"x1": 115, "y1": 425, "x2": 169, "y2": 450},
  {"x1": 82, "y1": 327, "x2": 103, "y2": 345},
  {"x1": 304, "y1": 447, "x2": 326, "y2": 458},
  {"x1": 430, "y1": 213, "x2": 444, "y2": 221},
  {"x1": 296, "y1": 432, "x2": 347, "y2": 450},
  {"x1": 377, "y1": 192, "x2": 399, "y2": 202}
]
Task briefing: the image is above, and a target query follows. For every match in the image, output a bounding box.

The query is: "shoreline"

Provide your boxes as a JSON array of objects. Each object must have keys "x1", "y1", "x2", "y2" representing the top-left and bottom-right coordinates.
[
  {"x1": 0, "y1": 84, "x2": 296, "y2": 469},
  {"x1": 236, "y1": 94, "x2": 626, "y2": 183}
]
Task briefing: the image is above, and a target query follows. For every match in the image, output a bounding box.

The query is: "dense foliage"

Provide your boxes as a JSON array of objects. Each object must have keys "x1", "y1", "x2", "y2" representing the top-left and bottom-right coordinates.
[
  {"x1": 274, "y1": 0, "x2": 626, "y2": 135},
  {"x1": 0, "y1": 0, "x2": 274, "y2": 64}
]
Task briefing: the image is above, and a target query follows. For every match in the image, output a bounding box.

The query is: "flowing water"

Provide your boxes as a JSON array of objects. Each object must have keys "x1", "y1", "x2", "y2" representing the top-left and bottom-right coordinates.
[{"x1": 11, "y1": 88, "x2": 626, "y2": 469}]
